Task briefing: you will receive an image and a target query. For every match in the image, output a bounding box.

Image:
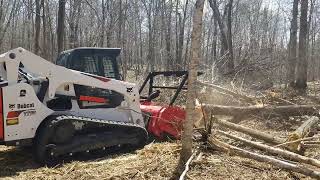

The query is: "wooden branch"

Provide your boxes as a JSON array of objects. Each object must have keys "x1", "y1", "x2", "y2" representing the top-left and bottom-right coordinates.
[
  {"x1": 179, "y1": 148, "x2": 198, "y2": 180},
  {"x1": 215, "y1": 119, "x2": 285, "y2": 144},
  {"x1": 303, "y1": 141, "x2": 320, "y2": 144},
  {"x1": 287, "y1": 116, "x2": 320, "y2": 151},
  {"x1": 275, "y1": 136, "x2": 320, "y2": 148},
  {"x1": 208, "y1": 137, "x2": 320, "y2": 179},
  {"x1": 301, "y1": 143, "x2": 320, "y2": 149},
  {"x1": 291, "y1": 116, "x2": 319, "y2": 138},
  {"x1": 202, "y1": 104, "x2": 320, "y2": 118},
  {"x1": 198, "y1": 81, "x2": 254, "y2": 103},
  {"x1": 272, "y1": 96, "x2": 296, "y2": 105},
  {"x1": 217, "y1": 130, "x2": 320, "y2": 168}
]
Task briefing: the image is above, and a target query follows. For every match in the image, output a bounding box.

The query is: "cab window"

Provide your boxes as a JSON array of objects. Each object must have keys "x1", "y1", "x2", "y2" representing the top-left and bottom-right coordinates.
[
  {"x1": 56, "y1": 53, "x2": 70, "y2": 66},
  {"x1": 102, "y1": 57, "x2": 116, "y2": 78}
]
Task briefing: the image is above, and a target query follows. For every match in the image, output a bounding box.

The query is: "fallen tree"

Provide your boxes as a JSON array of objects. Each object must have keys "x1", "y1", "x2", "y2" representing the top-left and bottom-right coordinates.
[
  {"x1": 217, "y1": 130, "x2": 320, "y2": 168},
  {"x1": 287, "y1": 116, "x2": 320, "y2": 152},
  {"x1": 215, "y1": 118, "x2": 285, "y2": 144},
  {"x1": 208, "y1": 137, "x2": 320, "y2": 179},
  {"x1": 202, "y1": 104, "x2": 320, "y2": 118},
  {"x1": 275, "y1": 136, "x2": 320, "y2": 148}
]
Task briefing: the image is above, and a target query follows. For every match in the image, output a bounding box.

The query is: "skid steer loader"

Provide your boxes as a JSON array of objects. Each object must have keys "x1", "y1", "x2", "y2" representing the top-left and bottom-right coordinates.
[{"x1": 0, "y1": 48, "x2": 147, "y2": 164}]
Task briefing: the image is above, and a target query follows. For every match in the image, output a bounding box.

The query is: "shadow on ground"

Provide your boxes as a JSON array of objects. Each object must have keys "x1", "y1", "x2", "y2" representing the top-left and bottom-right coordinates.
[
  {"x1": 0, "y1": 145, "x2": 142, "y2": 178},
  {"x1": 0, "y1": 147, "x2": 38, "y2": 177}
]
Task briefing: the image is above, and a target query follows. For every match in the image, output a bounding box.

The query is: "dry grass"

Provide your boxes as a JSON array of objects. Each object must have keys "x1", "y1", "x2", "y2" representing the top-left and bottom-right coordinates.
[
  {"x1": 0, "y1": 142, "x2": 180, "y2": 180},
  {"x1": 1, "y1": 140, "x2": 314, "y2": 180}
]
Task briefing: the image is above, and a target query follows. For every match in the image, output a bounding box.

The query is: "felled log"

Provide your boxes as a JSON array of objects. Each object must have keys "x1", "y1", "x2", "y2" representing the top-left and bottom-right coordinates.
[
  {"x1": 208, "y1": 137, "x2": 320, "y2": 179},
  {"x1": 217, "y1": 130, "x2": 320, "y2": 168},
  {"x1": 287, "y1": 116, "x2": 320, "y2": 152},
  {"x1": 301, "y1": 143, "x2": 320, "y2": 149},
  {"x1": 303, "y1": 141, "x2": 320, "y2": 144},
  {"x1": 197, "y1": 81, "x2": 254, "y2": 104},
  {"x1": 215, "y1": 119, "x2": 285, "y2": 144},
  {"x1": 275, "y1": 136, "x2": 320, "y2": 148},
  {"x1": 202, "y1": 104, "x2": 320, "y2": 118}
]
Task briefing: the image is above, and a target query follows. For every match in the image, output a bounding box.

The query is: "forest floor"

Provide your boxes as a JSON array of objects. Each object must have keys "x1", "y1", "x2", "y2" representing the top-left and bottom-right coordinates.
[{"x1": 1, "y1": 82, "x2": 320, "y2": 180}]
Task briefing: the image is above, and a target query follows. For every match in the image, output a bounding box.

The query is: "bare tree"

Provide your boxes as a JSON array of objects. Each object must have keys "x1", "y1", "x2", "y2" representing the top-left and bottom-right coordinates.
[
  {"x1": 176, "y1": 0, "x2": 205, "y2": 175},
  {"x1": 68, "y1": 0, "x2": 81, "y2": 48},
  {"x1": 57, "y1": 0, "x2": 66, "y2": 54},
  {"x1": 100, "y1": 0, "x2": 106, "y2": 47},
  {"x1": 34, "y1": 0, "x2": 41, "y2": 55},
  {"x1": 164, "y1": 0, "x2": 173, "y2": 70},
  {"x1": 177, "y1": 0, "x2": 189, "y2": 69},
  {"x1": 208, "y1": 0, "x2": 228, "y2": 56},
  {"x1": 208, "y1": 0, "x2": 234, "y2": 74},
  {"x1": 41, "y1": 0, "x2": 48, "y2": 58},
  {"x1": 0, "y1": 0, "x2": 18, "y2": 49},
  {"x1": 287, "y1": 0, "x2": 299, "y2": 87},
  {"x1": 226, "y1": 0, "x2": 234, "y2": 68},
  {"x1": 142, "y1": 0, "x2": 155, "y2": 72},
  {"x1": 295, "y1": 0, "x2": 308, "y2": 93}
]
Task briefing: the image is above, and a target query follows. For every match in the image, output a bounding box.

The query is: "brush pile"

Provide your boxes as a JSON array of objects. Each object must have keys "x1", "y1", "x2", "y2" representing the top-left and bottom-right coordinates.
[{"x1": 193, "y1": 81, "x2": 320, "y2": 179}]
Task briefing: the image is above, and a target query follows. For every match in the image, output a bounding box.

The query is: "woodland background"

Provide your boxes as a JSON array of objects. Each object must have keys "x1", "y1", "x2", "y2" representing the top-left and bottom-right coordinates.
[{"x1": 0, "y1": 0, "x2": 319, "y2": 90}]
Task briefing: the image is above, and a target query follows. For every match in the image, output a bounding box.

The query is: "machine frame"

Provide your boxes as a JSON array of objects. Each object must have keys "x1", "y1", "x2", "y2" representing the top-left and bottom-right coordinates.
[{"x1": 0, "y1": 48, "x2": 146, "y2": 163}]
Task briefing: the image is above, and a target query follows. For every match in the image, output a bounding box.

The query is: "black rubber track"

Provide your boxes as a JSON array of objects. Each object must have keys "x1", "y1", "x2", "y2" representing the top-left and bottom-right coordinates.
[{"x1": 33, "y1": 115, "x2": 148, "y2": 166}]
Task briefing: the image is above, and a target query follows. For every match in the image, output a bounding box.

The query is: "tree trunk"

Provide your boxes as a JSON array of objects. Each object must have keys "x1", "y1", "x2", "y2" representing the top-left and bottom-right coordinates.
[
  {"x1": 165, "y1": 0, "x2": 173, "y2": 70},
  {"x1": 177, "y1": 0, "x2": 189, "y2": 69},
  {"x1": 100, "y1": 0, "x2": 106, "y2": 47},
  {"x1": 176, "y1": 0, "x2": 205, "y2": 175},
  {"x1": 287, "y1": 116, "x2": 319, "y2": 151},
  {"x1": 211, "y1": 18, "x2": 218, "y2": 63},
  {"x1": 208, "y1": 0, "x2": 234, "y2": 74},
  {"x1": 287, "y1": 0, "x2": 299, "y2": 87},
  {"x1": 208, "y1": 0, "x2": 228, "y2": 57},
  {"x1": 68, "y1": 0, "x2": 81, "y2": 49},
  {"x1": 226, "y1": 0, "x2": 234, "y2": 72},
  {"x1": 57, "y1": 0, "x2": 66, "y2": 54},
  {"x1": 295, "y1": 0, "x2": 308, "y2": 93},
  {"x1": 175, "y1": 0, "x2": 179, "y2": 70},
  {"x1": 34, "y1": 0, "x2": 41, "y2": 55},
  {"x1": 117, "y1": 0, "x2": 123, "y2": 48},
  {"x1": 41, "y1": 0, "x2": 48, "y2": 59}
]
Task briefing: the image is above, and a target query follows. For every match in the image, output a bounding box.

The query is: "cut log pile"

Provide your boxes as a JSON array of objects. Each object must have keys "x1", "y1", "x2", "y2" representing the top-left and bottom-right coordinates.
[{"x1": 193, "y1": 82, "x2": 320, "y2": 179}]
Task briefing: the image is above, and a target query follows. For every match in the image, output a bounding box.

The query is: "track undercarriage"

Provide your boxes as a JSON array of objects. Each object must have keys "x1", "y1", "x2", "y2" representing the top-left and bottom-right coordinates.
[{"x1": 34, "y1": 115, "x2": 148, "y2": 164}]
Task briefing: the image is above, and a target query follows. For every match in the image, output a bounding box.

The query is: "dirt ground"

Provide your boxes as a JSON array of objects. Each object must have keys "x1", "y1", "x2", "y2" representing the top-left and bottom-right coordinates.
[{"x1": 1, "y1": 84, "x2": 320, "y2": 180}]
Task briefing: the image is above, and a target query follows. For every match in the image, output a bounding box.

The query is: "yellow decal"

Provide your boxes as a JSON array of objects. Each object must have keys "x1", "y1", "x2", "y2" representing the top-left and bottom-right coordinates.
[{"x1": 6, "y1": 118, "x2": 19, "y2": 126}]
